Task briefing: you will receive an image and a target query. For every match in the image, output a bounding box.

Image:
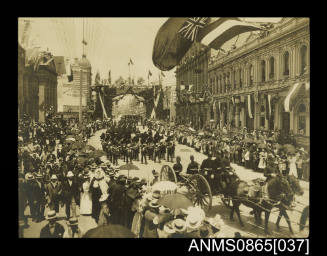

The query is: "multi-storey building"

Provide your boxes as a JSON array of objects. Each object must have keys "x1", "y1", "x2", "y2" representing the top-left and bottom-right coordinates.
[
  {"x1": 19, "y1": 46, "x2": 58, "y2": 122},
  {"x1": 207, "y1": 18, "x2": 309, "y2": 147},
  {"x1": 175, "y1": 42, "x2": 214, "y2": 129}
]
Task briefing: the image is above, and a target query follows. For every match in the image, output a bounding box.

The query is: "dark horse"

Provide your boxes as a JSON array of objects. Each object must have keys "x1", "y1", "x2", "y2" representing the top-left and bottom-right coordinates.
[{"x1": 224, "y1": 173, "x2": 296, "y2": 234}]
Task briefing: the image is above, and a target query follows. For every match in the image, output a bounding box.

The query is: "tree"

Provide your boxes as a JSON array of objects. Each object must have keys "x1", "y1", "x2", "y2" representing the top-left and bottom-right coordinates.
[
  {"x1": 114, "y1": 76, "x2": 126, "y2": 86},
  {"x1": 137, "y1": 77, "x2": 145, "y2": 86}
]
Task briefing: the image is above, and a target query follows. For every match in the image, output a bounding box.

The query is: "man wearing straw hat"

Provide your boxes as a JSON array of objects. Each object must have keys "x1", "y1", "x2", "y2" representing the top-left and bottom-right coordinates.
[
  {"x1": 63, "y1": 217, "x2": 83, "y2": 238},
  {"x1": 62, "y1": 171, "x2": 80, "y2": 219},
  {"x1": 40, "y1": 210, "x2": 65, "y2": 238},
  {"x1": 45, "y1": 174, "x2": 63, "y2": 214}
]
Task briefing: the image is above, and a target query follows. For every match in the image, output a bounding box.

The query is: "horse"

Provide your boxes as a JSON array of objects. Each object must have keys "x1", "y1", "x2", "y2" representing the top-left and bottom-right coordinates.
[
  {"x1": 274, "y1": 174, "x2": 304, "y2": 234},
  {"x1": 225, "y1": 174, "x2": 295, "y2": 234}
]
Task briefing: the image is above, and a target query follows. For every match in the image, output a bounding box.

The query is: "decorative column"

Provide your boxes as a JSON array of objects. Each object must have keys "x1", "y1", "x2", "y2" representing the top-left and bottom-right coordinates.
[
  {"x1": 235, "y1": 100, "x2": 240, "y2": 128},
  {"x1": 38, "y1": 76, "x2": 46, "y2": 123}
]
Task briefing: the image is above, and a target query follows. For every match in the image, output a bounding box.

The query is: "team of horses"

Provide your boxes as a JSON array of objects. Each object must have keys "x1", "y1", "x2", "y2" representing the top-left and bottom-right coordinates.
[{"x1": 220, "y1": 170, "x2": 304, "y2": 235}]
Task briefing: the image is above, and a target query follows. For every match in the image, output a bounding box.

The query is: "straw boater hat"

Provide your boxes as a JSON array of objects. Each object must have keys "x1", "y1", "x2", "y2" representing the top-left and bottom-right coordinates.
[
  {"x1": 50, "y1": 174, "x2": 58, "y2": 180},
  {"x1": 67, "y1": 217, "x2": 78, "y2": 226},
  {"x1": 149, "y1": 199, "x2": 160, "y2": 209},
  {"x1": 149, "y1": 190, "x2": 161, "y2": 201},
  {"x1": 67, "y1": 171, "x2": 74, "y2": 178},
  {"x1": 46, "y1": 210, "x2": 57, "y2": 220},
  {"x1": 186, "y1": 213, "x2": 203, "y2": 230},
  {"x1": 172, "y1": 219, "x2": 187, "y2": 233},
  {"x1": 35, "y1": 173, "x2": 43, "y2": 179}
]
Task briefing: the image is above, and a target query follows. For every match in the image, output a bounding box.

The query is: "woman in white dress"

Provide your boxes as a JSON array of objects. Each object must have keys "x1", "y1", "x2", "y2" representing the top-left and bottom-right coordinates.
[
  {"x1": 288, "y1": 153, "x2": 297, "y2": 177},
  {"x1": 80, "y1": 174, "x2": 92, "y2": 215},
  {"x1": 258, "y1": 149, "x2": 267, "y2": 172}
]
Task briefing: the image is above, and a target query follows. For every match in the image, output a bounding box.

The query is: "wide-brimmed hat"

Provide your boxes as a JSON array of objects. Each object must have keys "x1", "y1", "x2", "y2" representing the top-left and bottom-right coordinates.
[
  {"x1": 186, "y1": 214, "x2": 203, "y2": 230},
  {"x1": 67, "y1": 171, "x2": 74, "y2": 178},
  {"x1": 35, "y1": 173, "x2": 43, "y2": 179},
  {"x1": 149, "y1": 199, "x2": 160, "y2": 208},
  {"x1": 172, "y1": 219, "x2": 187, "y2": 233},
  {"x1": 149, "y1": 190, "x2": 161, "y2": 201},
  {"x1": 67, "y1": 217, "x2": 78, "y2": 226},
  {"x1": 50, "y1": 174, "x2": 58, "y2": 180},
  {"x1": 25, "y1": 173, "x2": 34, "y2": 181},
  {"x1": 46, "y1": 210, "x2": 57, "y2": 220}
]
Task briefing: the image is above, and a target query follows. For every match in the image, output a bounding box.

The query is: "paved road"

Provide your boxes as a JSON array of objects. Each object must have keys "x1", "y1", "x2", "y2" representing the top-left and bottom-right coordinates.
[{"x1": 22, "y1": 128, "x2": 309, "y2": 238}]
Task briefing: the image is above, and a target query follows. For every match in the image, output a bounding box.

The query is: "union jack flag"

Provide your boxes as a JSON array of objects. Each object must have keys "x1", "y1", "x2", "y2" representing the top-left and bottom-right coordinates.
[{"x1": 178, "y1": 17, "x2": 208, "y2": 41}]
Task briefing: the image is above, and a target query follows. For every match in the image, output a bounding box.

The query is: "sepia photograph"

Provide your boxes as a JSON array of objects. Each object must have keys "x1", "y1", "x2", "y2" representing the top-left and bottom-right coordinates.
[{"x1": 18, "y1": 17, "x2": 309, "y2": 239}]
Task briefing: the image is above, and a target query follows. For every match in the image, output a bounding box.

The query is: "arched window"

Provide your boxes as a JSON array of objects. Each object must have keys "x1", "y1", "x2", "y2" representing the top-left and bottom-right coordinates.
[
  {"x1": 300, "y1": 45, "x2": 307, "y2": 75},
  {"x1": 249, "y1": 64, "x2": 254, "y2": 86},
  {"x1": 269, "y1": 57, "x2": 275, "y2": 79},
  {"x1": 298, "y1": 103, "x2": 307, "y2": 135},
  {"x1": 283, "y1": 51, "x2": 289, "y2": 76},
  {"x1": 261, "y1": 60, "x2": 266, "y2": 82}
]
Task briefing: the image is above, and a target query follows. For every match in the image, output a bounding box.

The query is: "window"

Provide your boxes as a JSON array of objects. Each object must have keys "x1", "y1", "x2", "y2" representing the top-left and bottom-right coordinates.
[
  {"x1": 261, "y1": 60, "x2": 266, "y2": 82},
  {"x1": 300, "y1": 45, "x2": 307, "y2": 75},
  {"x1": 269, "y1": 57, "x2": 275, "y2": 79},
  {"x1": 283, "y1": 51, "x2": 289, "y2": 76}
]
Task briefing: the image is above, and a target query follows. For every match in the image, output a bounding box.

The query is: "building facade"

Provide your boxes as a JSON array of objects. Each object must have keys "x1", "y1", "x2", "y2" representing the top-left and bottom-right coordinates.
[
  {"x1": 207, "y1": 18, "x2": 309, "y2": 146},
  {"x1": 175, "y1": 42, "x2": 214, "y2": 129},
  {"x1": 19, "y1": 46, "x2": 58, "y2": 122}
]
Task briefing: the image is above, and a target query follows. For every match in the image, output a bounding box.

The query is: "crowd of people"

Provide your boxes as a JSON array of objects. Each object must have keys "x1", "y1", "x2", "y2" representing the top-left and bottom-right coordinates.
[{"x1": 18, "y1": 114, "x2": 309, "y2": 238}]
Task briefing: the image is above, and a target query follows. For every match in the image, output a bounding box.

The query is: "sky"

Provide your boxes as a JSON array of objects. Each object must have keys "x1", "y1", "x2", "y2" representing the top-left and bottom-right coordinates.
[{"x1": 18, "y1": 17, "x2": 282, "y2": 86}]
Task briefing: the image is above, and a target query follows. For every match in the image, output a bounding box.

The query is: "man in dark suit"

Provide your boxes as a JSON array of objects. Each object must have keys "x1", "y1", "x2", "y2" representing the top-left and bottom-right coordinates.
[
  {"x1": 62, "y1": 171, "x2": 80, "y2": 219},
  {"x1": 40, "y1": 210, "x2": 65, "y2": 238},
  {"x1": 33, "y1": 173, "x2": 46, "y2": 222},
  {"x1": 109, "y1": 175, "x2": 127, "y2": 225}
]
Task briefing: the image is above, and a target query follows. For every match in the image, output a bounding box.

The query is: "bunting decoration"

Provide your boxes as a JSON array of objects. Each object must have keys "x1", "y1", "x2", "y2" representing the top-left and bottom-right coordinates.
[{"x1": 248, "y1": 94, "x2": 253, "y2": 119}]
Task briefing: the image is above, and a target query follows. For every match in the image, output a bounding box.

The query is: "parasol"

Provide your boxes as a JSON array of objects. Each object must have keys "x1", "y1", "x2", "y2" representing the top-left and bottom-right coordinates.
[
  {"x1": 157, "y1": 193, "x2": 193, "y2": 210},
  {"x1": 83, "y1": 224, "x2": 136, "y2": 238},
  {"x1": 282, "y1": 144, "x2": 296, "y2": 154},
  {"x1": 119, "y1": 163, "x2": 139, "y2": 179}
]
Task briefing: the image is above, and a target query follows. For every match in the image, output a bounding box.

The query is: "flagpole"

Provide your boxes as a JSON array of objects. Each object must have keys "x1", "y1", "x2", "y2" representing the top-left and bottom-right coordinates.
[{"x1": 128, "y1": 62, "x2": 131, "y2": 86}]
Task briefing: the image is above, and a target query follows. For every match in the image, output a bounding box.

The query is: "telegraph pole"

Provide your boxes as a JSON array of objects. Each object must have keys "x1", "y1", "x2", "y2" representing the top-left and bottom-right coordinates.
[{"x1": 79, "y1": 18, "x2": 85, "y2": 125}]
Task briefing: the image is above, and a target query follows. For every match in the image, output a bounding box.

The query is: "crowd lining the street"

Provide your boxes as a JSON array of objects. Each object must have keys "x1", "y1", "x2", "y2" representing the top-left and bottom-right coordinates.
[{"x1": 18, "y1": 114, "x2": 309, "y2": 238}]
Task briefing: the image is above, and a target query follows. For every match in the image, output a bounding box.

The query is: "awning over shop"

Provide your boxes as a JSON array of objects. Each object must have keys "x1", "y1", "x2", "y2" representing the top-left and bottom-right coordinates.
[{"x1": 284, "y1": 82, "x2": 309, "y2": 112}]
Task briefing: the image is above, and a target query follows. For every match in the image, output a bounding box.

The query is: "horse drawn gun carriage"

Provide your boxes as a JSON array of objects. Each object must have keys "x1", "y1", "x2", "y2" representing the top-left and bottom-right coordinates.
[{"x1": 159, "y1": 164, "x2": 235, "y2": 213}]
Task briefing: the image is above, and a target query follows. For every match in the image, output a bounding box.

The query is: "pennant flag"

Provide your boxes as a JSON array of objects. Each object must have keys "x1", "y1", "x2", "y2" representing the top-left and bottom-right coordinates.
[
  {"x1": 129, "y1": 58, "x2": 134, "y2": 65},
  {"x1": 152, "y1": 17, "x2": 263, "y2": 71},
  {"x1": 161, "y1": 71, "x2": 166, "y2": 77},
  {"x1": 248, "y1": 94, "x2": 253, "y2": 119},
  {"x1": 148, "y1": 70, "x2": 152, "y2": 79},
  {"x1": 284, "y1": 82, "x2": 300, "y2": 112},
  {"x1": 82, "y1": 39, "x2": 87, "y2": 45}
]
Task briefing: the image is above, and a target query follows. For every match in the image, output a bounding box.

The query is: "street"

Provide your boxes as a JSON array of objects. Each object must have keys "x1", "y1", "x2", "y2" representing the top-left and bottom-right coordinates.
[{"x1": 22, "y1": 128, "x2": 309, "y2": 238}]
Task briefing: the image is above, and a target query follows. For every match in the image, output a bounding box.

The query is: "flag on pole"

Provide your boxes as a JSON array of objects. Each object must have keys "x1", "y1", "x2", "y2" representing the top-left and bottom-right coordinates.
[
  {"x1": 161, "y1": 71, "x2": 165, "y2": 77},
  {"x1": 82, "y1": 39, "x2": 87, "y2": 45},
  {"x1": 148, "y1": 70, "x2": 152, "y2": 78},
  {"x1": 128, "y1": 58, "x2": 134, "y2": 65},
  {"x1": 152, "y1": 17, "x2": 263, "y2": 71}
]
